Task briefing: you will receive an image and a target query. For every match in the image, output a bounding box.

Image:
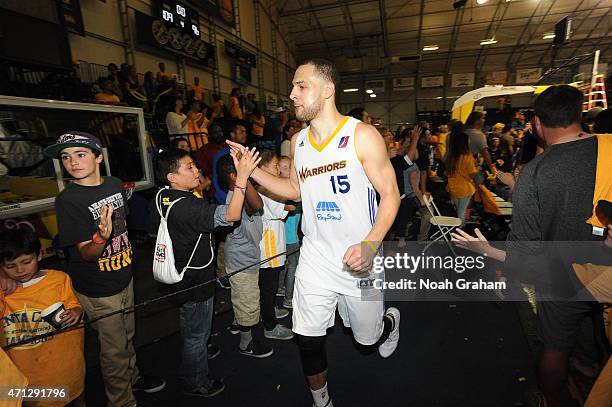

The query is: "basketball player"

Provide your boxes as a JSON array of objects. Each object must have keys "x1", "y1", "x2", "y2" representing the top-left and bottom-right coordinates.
[{"x1": 227, "y1": 59, "x2": 400, "y2": 407}]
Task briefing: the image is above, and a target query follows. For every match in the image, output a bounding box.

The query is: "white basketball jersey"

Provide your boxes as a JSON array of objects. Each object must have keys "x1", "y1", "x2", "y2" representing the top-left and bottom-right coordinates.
[{"x1": 293, "y1": 116, "x2": 378, "y2": 296}]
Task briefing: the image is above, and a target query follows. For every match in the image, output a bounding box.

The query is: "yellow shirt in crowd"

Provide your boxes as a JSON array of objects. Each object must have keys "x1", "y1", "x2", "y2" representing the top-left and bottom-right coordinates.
[
  {"x1": 446, "y1": 154, "x2": 478, "y2": 200},
  {"x1": 251, "y1": 114, "x2": 265, "y2": 137},
  {"x1": 230, "y1": 96, "x2": 243, "y2": 120},
  {"x1": 188, "y1": 84, "x2": 206, "y2": 102},
  {"x1": 0, "y1": 270, "x2": 84, "y2": 406}
]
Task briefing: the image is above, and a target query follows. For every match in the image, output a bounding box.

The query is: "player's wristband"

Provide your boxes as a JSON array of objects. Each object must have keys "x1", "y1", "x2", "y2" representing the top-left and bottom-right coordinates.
[{"x1": 92, "y1": 231, "x2": 106, "y2": 245}]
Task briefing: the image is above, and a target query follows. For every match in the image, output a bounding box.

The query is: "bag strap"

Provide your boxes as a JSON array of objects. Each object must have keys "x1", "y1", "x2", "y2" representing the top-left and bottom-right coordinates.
[
  {"x1": 156, "y1": 188, "x2": 186, "y2": 221},
  {"x1": 155, "y1": 188, "x2": 212, "y2": 274}
]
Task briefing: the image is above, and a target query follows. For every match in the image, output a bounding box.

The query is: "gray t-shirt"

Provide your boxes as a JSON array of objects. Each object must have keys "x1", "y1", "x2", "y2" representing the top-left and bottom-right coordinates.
[
  {"x1": 402, "y1": 156, "x2": 419, "y2": 199},
  {"x1": 224, "y1": 190, "x2": 263, "y2": 273},
  {"x1": 465, "y1": 128, "x2": 488, "y2": 156}
]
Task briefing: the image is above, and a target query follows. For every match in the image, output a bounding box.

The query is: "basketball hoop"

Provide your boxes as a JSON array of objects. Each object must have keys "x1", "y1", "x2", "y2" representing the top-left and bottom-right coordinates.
[{"x1": 123, "y1": 182, "x2": 136, "y2": 200}]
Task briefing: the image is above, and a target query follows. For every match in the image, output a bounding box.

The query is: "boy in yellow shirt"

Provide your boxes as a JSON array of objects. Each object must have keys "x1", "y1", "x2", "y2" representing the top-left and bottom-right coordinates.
[{"x1": 0, "y1": 228, "x2": 85, "y2": 406}]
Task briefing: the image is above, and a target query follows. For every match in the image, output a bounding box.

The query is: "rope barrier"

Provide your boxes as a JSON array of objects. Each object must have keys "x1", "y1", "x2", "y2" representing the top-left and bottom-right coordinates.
[{"x1": 2, "y1": 248, "x2": 300, "y2": 350}]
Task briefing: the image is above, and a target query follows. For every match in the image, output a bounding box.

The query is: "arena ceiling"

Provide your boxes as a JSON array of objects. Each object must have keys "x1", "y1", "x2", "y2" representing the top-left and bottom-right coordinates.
[{"x1": 274, "y1": 0, "x2": 612, "y2": 79}]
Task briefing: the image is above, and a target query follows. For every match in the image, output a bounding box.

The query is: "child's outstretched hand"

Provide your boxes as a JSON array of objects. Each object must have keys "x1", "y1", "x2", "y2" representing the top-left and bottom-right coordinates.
[
  {"x1": 232, "y1": 147, "x2": 261, "y2": 185},
  {"x1": 60, "y1": 306, "x2": 83, "y2": 327}
]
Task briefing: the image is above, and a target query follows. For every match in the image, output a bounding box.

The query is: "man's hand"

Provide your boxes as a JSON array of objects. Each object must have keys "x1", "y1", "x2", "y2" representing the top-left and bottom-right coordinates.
[
  {"x1": 232, "y1": 147, "x2": 261, "y2": 186},
  {"x1": 0, "y1": 271, "x2": 17, "y2": 295},
  {"x1": 59, "y1": 307, "x2": 83, "y2": 327},
  {"x1": 98, "y1": 205, "x2": 114, "y2": 240},
  {"x1": 451, "y1": 228, "x2": 491, "y2": 255},
  {"x1": 226, "y1": 140, "x2": 246, "y2": 156},
  {"x1": 343, "y1": 242, "x2": 377, "y2": 278}
]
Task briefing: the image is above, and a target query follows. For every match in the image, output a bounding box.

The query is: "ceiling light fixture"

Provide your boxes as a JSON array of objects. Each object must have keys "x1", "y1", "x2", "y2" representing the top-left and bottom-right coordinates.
[
  {"x1": 480, "y1": 37, "x2": 498, "y2": 45},
  {"x1": 476, "y1": 0, "x2": 488, "y2": 4},
  {"x1": 370, "y1": 94, "x2": 377, "y2": 98},
  {"x1": 366, "y1": 89, "x2": 374, "y2": 94},
  {"x1": 423, "y1": 45, "x2": 439, "y2": 51},
  {"x1": 542, "y1": 32, "x2": 556, "y2": 40},
  {"x1": 343, "y1": 88, "x2": 359, "y2": 92}
]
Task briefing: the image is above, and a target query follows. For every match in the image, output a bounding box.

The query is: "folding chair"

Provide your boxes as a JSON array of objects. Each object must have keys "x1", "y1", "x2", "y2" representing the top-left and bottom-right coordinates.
[{"x1": 421, "y1": 195, "x2": 460, "y2": 256}]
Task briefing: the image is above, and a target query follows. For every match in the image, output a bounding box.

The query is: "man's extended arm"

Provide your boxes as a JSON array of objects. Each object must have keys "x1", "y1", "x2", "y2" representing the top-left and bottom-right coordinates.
[{"x1": 227, "y1": 139, "x2": 301, "y2": 201}]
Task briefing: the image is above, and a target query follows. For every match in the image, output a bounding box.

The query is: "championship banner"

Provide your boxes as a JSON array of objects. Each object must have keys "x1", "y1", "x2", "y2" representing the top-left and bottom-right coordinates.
[
  {"x1": 393, "y1": 77, "x2": 415, "y2": 91},
  {"x1": 421, "y1": 76, "x2": 444, "y2": 88},
  {"x1": 451, "y1": 73, "x2": 474, "y2": 88},
  {"x1": 515, "y1": 68, "x2": 542, "y2": 84}
]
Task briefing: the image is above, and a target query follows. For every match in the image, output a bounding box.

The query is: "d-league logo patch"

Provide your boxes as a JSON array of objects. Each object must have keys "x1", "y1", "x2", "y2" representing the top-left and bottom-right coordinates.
[
  {"x1": 155, "y1": 244, "x2": 167, "y2": 262},
  {"x1": 337, "y1": 136, "x2": 349, "y2": 148}
]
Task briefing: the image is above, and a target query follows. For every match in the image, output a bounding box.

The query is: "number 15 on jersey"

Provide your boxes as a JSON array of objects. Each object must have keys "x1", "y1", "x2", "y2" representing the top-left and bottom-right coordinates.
[{"x1": 330, "y1": 175, "x2": 350, "y2": 194}]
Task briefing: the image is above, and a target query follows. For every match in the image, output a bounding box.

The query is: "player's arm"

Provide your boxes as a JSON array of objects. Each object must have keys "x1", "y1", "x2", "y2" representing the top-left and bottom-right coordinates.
[
  {"x1": 357, "y1": 123, "x2": 400, "y2": 242},
  {"x1": 227, "y1": 139, "x2": 301, "y2": 201}
]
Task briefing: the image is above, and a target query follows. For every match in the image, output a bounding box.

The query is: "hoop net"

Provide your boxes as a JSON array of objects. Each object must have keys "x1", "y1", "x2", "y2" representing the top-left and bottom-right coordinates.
[{"x1": 123, "y1": 182, "x2": 136, "y2": 200}]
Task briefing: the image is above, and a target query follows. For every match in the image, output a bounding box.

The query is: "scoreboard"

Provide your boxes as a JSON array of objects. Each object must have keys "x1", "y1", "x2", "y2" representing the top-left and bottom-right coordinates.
[{"x1": 159, "y1": 1, "x2": 201, "y2": 37}]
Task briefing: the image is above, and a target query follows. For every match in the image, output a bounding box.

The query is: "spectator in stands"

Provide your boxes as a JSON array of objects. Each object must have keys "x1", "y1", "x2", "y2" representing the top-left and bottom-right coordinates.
[
  {"x1": 212, "y1": 123, "x2": 247, "y2": 204},
  {"x1": 95, "y1": 76, "x2": 121, "y2": 105},
  {"x1": 212, "y1": 93, "x2": 226, "y2": 121},
  {"x1": 498, "y1": 125, "x2": 515, "y2": 172},
  {"x1": 465, "y1": 111, "x2": 495, "y2": 174},
  {"x1": 435, "y1": 124, "x2": 449, "y2": 162},
  {"x1": 166, "y1": 97, "x2": 191, "y2": 136},
  {"x1": 188, "y1": 101, "x2": 214, "y2": 148},
  {"x1": 347, "y1": 107, "x2": 371, "y2": 124},
  {"x1": 445, "y1": 123, "x2": 478, "y2": 226},
  {"x1": 263, "y1": 107, "x2": 288, "y2": 153},
  {"x1": 173, "y1": 137, "x2": 191, "y2": 152},
  {"x1": 125, "y1": 65, "x2": 140, "y2": 90},
  {"x1": 188, "y1": 77, "x2": 206, "y2": 103},
  {"x1": 250, "y1": 107, "x2": 265, "y2": 139},
  {"x1": 379, "y1": 127, "x2": 398, "y2": 158},
  {"x1": 156, "y1": 62, "x2": 170, "y2": 83},
  {"x1": 143, "y1": 71, "x2": 156, "y2": 101},
  {"x1": 229, "y1": 88, "x2": 244, "y2": 120},
  {"x1": 106, "y1": 63, "x2": 123, "y2": 100},
  {"x1": 244, "y1": 93, "x2": 257, "y2": 116},
  {"x1": 196, "y1": 124, "x2": 225, "y2": 180},
  {"x1": 280, "y1": 123, "x2": 300, "y2": 157}
]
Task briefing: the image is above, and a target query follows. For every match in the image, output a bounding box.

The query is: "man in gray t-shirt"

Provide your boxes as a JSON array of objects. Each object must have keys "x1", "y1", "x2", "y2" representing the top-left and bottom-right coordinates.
[{"x1": 465, "y1": 111, "x2": 494, "y2": 173}]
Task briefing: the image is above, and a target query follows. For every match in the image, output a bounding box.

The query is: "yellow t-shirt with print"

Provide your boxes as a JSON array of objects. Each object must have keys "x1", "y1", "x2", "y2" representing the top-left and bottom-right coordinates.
[{"x1": 0, "y1": 270, "x2": 84, "y2": 406}]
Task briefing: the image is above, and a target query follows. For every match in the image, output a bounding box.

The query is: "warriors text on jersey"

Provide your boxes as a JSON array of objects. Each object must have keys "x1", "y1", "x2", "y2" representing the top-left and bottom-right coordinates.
[{"x1": 293, "y1": 116, "x2": 378, "y2": 296}]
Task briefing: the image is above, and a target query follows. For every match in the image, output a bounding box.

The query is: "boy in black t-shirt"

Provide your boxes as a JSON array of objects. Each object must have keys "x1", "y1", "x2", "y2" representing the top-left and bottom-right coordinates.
[
  {"x1": 44, "y1": 131, "x2": 165, "y2": 407},
  {"x1": 152, "y1": 147, "x2": 260, "y2": 397}
]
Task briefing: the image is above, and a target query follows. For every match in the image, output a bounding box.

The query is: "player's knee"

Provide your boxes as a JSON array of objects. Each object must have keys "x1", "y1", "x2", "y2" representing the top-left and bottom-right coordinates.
[{"x1": 296, "y1": 334, "x2": 327, "y2": 376}]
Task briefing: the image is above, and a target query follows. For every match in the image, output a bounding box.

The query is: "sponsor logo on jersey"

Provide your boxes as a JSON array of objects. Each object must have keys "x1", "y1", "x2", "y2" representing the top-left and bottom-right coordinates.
[
  {"x1": 299, "y1": 160, "x2": 346, "y2": 182},
  {"x1": 315, "y1": 201, "x2": 342, "y2": 222},
  {"x1": 337, "y1": 135, "x2": 350, "y2": 148}
]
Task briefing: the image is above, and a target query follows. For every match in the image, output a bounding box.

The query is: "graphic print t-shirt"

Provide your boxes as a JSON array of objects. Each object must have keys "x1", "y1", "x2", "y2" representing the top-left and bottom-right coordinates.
[
  {"x1": 0, "y1": 270, "x2": 84, "y2": 406},
  {"x1": 55, "y1": 177, "x2": 132, "y2": 297}
]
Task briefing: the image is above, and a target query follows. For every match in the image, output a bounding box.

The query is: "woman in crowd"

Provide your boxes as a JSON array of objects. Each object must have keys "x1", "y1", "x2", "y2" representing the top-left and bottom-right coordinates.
[{"x1": 444, "y1": 122, "x2": 478, "y2": 225}]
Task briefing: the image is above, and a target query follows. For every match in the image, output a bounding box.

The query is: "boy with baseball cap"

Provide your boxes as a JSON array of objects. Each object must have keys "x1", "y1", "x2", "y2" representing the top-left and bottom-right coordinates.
[{"x1": 44, "y1": 131, "x2": 165, "y2": 406}]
